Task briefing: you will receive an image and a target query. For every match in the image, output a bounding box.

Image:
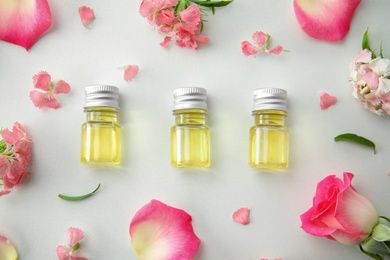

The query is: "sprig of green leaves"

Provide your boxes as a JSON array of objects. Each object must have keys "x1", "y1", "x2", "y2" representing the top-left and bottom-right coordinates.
[
  {"x1": 190, "y1": 0, "x2": 233, "y2": 14},
  {"x1": 362, "y1": 29, "x2": 384, "y2": 59},
  {"x1": 334, "y1": 133, "x2": 376, "y2": 154},
  {"x1": 58, "y1": 183, "x2": 101, "y2": 201}
]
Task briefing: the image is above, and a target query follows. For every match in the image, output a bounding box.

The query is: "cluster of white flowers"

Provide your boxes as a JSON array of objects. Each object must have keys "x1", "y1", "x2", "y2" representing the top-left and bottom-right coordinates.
[{"x1": 349, "y1": 49, "x2": 390, "y2": 116}]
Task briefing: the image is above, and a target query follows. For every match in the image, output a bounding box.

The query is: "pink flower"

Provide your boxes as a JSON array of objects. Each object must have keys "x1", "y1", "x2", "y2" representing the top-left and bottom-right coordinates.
[
  {"x1": 293, "y1": 0, "x2": 361, "y2": 42},
  {"x1": 139, "y1": 0, "x2": 178, "y2": 23},
  {"x1": 78, "y1": 6, "x2": 95, "y2": 28},
  {"x1": 130, "y1": 199, "x2": 201, "y2": 260},
  {"x1": 300, "y1": 172, "x2": 378, "y2": 245},
  {"x1": 319, "y1": 92, "x2": 337, "y2": 110},
  {"x1": 0, "y1": 235, "x2": 18, "y2": 259},
  {"x1": 0, "y1": 122, "x2": 32, "y2": 196},
  {"x1": 0, "y1": 0, "x2": 52, "y2": 50},
  {"x1": 241, "y1": 31, "x2": 284, "y2": 56},
  {"x1": 56, "y1": 227, "x2": 87, "y2": 260},
  {"x1": 29, "y1": 71, "x2": 71, "y2": 109}
]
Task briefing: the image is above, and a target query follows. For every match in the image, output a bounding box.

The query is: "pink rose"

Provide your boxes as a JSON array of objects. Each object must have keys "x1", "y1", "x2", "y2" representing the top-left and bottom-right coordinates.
[{"x1": 300, "y1": 172, "x2": 378, "y2": 245}]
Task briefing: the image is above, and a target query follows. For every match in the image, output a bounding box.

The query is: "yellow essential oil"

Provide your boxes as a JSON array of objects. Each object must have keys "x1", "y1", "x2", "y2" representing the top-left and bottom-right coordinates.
[
  {"x1": 171, "y1": 87, "x2": 210, "y2": 168},
  {"x1": 80, "y1": 85, "x2": 121, "y2": 165},
  {"x1": 249, "y1": 88, "x2": 289, "y2": 170}
]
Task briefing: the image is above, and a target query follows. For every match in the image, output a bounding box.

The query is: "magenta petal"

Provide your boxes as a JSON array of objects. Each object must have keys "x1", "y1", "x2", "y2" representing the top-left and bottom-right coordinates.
[
  {"x1": 0, "y1": 0, "x2": 52, "y2": 50},
  {"x1": 293, "y1": 0, "x2": 361, "y2": 41},
  {"x1": 129, "y1": 200, "x2": 201, "y2": 260}
]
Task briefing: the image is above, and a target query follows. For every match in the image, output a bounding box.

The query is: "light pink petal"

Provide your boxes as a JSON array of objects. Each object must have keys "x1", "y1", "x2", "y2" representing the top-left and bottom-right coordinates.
[
  {"x1": 69, "y1": 256, "x2": 88, "y2": 260},
  {"x1": 232, "y1": 207, "x2": 250, "y2": 225},
  {"x1": 252, "y1": 31, "x2": 268, "y2": 46},
  {"x1": 266, "y1": 45, "x2": 283, "y2": 55},
  {"x1": 66, "y1": 227, "x2": 84, "y2": 248},
  {"x1": 0, "y1": 0, "x2": 52, "y2": 50},
  {"x1": 349, "y1": 49, "x2": 372, "y2": 69},
  {"x1": 1, "y1": 122, "x2": 27, "y2": 146},
  {"x1": 362, "y1": 71, "x2": 380, "y2": 89},
  {"x1": 56, "y1": 245, "x2": 69, "y2": 260},
  {"x1": 53, "y1": 80, "x2": 71, "y2": 94},
  {"x1": 78, "y1": 6, "x2": 95, "y2": 28},
  {"x1": 179, "y1": 4, "x2": 201, "y2": 27},
  {"x1": 293, "y1": 0, "x2": 362, "y2": 41},
  {"x1": 0, "y1": 235, "x2": 18, "y2": 259},
  {"x1": 241, "y1": 41, "x2": 257, "y2": 56},
  {"x1": 160, "y1": 36, "x2": 172, "y2": 48},
  {"x1": 29, "y1": 90, "x2": 60, "y2": 109},
  {"x1": 32, "y1": 71, "x2": 51, "y2": 91},
  {"x1": 129, "y1": 200, "x2": 201, "y2": 260},
  {"x1": 319, "y1": 92, "x2": 337, "y2": 110},
  {"x1": 123, "y1": 65, "x2": 140, "y2": 82}
]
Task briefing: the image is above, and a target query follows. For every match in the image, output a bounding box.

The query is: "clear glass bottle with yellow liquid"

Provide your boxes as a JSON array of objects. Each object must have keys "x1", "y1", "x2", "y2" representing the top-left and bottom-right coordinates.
[
  {"x1": 80, "y1": 85, "x2": 121, "y2": 165},
  {"x1": 171, "y1": 87, "x2": 210, "y2": 168},
  {"x1": 249, "y1": 88, "x2": 289, "y2": 169}
]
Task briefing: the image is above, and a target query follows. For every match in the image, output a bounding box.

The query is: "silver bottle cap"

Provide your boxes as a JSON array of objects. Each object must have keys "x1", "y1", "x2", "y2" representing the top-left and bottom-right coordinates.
[
  {"x1": 173, "y1": 87, "x2": 208, "y2": 111},
  {"x1": 253, "y1": 88, "x2": 287, "y2": 111},
  {"x1": 84, "y1": 85, "x2": 119, "y2": 109}
]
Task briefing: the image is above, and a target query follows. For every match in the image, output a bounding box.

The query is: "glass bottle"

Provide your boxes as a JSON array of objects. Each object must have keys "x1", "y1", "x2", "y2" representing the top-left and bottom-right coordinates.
[
  {"x1": 249, "y1": 88, "x2": 289, "y2": 169},
  {"x1": 80, "y1": 85, "x2": 121, "y2": 165},
  {"x1": 170, "y1": 87, "x2": 210, "y2": 168}
]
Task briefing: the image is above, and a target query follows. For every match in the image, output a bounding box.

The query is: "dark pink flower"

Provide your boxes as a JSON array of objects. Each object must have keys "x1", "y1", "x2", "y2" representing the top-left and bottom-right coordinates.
[{"x1": 130, "y1": 199, "x2": 201, "y2": 259}]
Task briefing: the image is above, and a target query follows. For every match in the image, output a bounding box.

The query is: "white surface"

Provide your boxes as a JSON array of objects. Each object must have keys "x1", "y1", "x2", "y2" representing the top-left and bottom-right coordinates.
[{"x1": 1, "y1": 1, "x2": 390, "y2": 259}]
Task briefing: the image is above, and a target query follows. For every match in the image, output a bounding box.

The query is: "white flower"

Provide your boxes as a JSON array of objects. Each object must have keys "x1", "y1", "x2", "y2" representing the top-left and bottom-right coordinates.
[{"x1": 369, "y1": 58, "x2": 390, "y2": 93}]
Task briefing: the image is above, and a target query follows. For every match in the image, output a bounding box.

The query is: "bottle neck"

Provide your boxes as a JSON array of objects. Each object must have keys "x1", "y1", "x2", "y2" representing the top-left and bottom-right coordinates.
[
  {"x1": 173, "y1": 109, "x2": 207, "y2": 125},
  {"x1": 84, "y1": 107, "x2": 119, "y2": 122},
  {"x1": 252, "y1": 110, "x2": 287, "y2": 126}
]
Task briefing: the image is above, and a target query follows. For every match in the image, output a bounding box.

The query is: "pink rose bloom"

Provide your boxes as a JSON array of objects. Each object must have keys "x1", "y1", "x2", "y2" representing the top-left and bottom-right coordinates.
[{"x1": 300, "y1": 172, "x2": 378, "y2": 245}]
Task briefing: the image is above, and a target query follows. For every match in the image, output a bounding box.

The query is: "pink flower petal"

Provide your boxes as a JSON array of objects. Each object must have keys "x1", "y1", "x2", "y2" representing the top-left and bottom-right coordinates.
[
  {"x1": 232, "y1": 207, "x2": 250, "y2": 225},
  {"x1": 29, "y1": 90, "x2": 60, "y2": 109},
  {"x1": 179, "y1": 4, "x2": 201, "y2": 27},
  {"x1": 1, "y1": 122, "x2": 27, "y2": 146},
  {"x1": 0, "y1": 235, "x2": 18, "y2": 259},
  {"x1": 241, "y1": 41, "x2": 257, "y2": 56},
  {"x1": 53, "y1": 80, "x2": 71, "y2": 94},
  {"x1": 123, "y1": 65, "x2": 140, "y2": 82},
  {"x1": 56, "y1": 245, "x2": 68, "y2": 260},
  {"x1": 129, "y1": 200, "x2": 201, "y2": 260},
  {"x1": 252, "y1": 31, "x2": 268, "y2": 46},
  {"x1": 78, "y1": 6, "x2": 95, "y2": 28},
  {"x1": 33, "y1": 71, "x2": 51, "y2": 91},
  {"x1": 319, "y1": 92, "x2": 337, "y2": 110},
  {"x1": 66, "y1": 227, "x2": 84, "y2": 248},
  {"x1": 0, "y1": 0, "x2": 51, "y2": 50},
  {"x1": 267, "y1": 45, "x2": 283, "y2": 55},
  {"x1": 160, "y1": 36, "x2": 172, "y2": 48},
  {"x1": 293, "y1": 0, "x2": 361, "y2": 41}
]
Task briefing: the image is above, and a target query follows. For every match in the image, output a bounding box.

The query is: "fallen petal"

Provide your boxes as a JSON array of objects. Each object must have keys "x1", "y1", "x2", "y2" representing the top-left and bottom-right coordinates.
[
  {"x1": 33, "y1": 71, "x2": 51, "y2": 91},
  {"x1": 130, "y1": 200, "x2": 201, "y2": 260},
  {"x1": 293, "y1": 0, "x2": 361, "y2": 41},
  {"x1": 0, "y1": 235, "x2": 18, "y2": 260},
  {"x1": 241, "y1": 41, "x2": 257, "y2": 56},
  {"x1": 66, "y1": 227, "x2": 84, "y2": 248},
  {"x1": 78, "y1": 6, "x2": 95, "y2": 28},
  {"x1": 0, "y1": 0, "x2": 52, "y2": 50},
  {"x1": 53, "y1": 80, "x2": 71, "y2": 94},
  {"x1": 267, "y1": 45, "x2": 283, "y2": 55},
  {"x1": 232, "y1": 207, "x2": 250, "y2": 225},
  {"x1": 319, "y1": 92, "x2": 337, "y2": 110},
  {"x1": 252, "y1": 31, "x2": 268, "y2": 46},
  {"x1": 122, "y1": 65, "x2": 140, "y2": 82},
  {"x1": 29, "y1": 90, "x2": 60, "y2": 109}
]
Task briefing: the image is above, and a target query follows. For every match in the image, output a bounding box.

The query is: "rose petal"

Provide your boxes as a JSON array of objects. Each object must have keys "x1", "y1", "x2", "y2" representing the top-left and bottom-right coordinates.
[
  {"x1": 0, "y1": 235, "x2": 18, "y2": 260},
  {"x1": 232, "y1": 207, "x2": 250, "y2": 225},
  {"x1": 29, "y1": 90, "x2": 60, "y2": 109},
  {"x1": 123, "y1": 65, "x2": 140, "y2": 82},
  {"x1": 53, "y1": 80, "x2": 71, "y2": 94},
  {"x1": 66, "y1": 227, "x2": 84, "y2": 248},
  {"x1": 130, "y1": 200, "x2": 201, "y2": 260},
  {"x1": 0, "y1": 0, "x2": 52, "y2": 50},
  {"x1": 293, "y1": 0, "x2": 362, "y2": 41},
  {"x1": 33, "y1": 71, "x2": 51, "y2": 91},
  {"x1": 78, "y1": 6, "x2": 95, "y2": 28},
  {"x1": 319, "y1": 92, "x2": 337, "y2": 110}
]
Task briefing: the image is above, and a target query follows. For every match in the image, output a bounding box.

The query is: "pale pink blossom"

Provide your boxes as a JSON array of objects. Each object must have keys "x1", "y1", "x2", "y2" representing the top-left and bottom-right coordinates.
[
  {"x1": 319, "y1": 92, "x2": 337, "y2": 110},
  {"x1": 78, "y1": 6, "x2": 95, "y2": 28},
  {"x1": 300, "y1": 172, "x2": 378, "y2": 245},
  {"x1": 0, "y1": 235, "x2": 18, "y2": 259},
  {"x1": 241, "y1": 31, "x2": 284, "y2": 57},
  {"x1": 232, "y1": 207, "x2": 250, "y2": 225},
  {"x1": 140, "y1": 0, "x2": 178, "y2": 23},
  {"x1": 130, "y1": 199, "x2": 201, "y2": 260},
  {"x1": 29, "y1": 71, "x2": 71, "y2": 109},
  {"x1": 0, "y1": 0, "x2": 52, "y2": 50},
  {"x1": 293, "y1": 0, "x2": 361, "y2": 42},
  {"x1": 0, "y1": 122, "x2": 31, "y2": 196},
  {"x1": 56, "y1": 227, "x2": 87, "y2": 260}
]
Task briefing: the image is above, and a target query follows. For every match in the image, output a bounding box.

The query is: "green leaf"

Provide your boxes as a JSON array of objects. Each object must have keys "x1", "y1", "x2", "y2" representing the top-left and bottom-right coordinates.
[
  {"x1": 58, "y1": 183, "x2": 101, "y2": 201},
  {"x1": 362, "y1": 28, "x2": 370, "y2": 50},
  {"x1": 190, "y1": 0, "x2": 233, "y2": 8},
  {"x1": 334, "y1": 133, "x2": 376, "y2": 154},
  {"x1": 372, "y1": 224, "x2": 390, "y2": 242}
]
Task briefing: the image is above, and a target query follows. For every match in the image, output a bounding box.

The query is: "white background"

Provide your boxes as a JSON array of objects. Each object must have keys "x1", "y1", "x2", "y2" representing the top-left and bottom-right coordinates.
[{"x1": 1, "y1": 0, "x2": 390, "y2": 259}]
